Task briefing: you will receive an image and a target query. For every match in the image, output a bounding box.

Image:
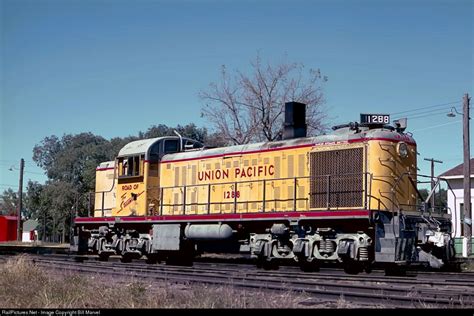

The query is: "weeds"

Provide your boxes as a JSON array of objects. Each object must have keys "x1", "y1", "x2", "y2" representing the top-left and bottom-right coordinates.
[{"x1": 0, "y1": 255, "x2": 335, "y2": 309}]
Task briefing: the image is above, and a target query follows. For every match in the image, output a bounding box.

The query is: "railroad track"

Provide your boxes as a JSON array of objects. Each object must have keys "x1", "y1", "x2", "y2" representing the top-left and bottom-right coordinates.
[{"x1": 2, "y1": 254, "x2": 472, "y2": 308}]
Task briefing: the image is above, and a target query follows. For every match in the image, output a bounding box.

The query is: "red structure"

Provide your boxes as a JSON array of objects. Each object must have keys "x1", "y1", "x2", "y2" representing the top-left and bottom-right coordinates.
[{"x1": 0, "y1": 216, "x2": 18, "y2": 242}]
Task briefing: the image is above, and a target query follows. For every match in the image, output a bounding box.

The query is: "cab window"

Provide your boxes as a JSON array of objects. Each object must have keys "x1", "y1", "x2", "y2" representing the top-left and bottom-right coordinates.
[
  {"x1": 164, "y1": 139, "x2": 180, "y2": 154},
  {"x1": 118, "y1": 155, "x2": 144, "y2": 178}
]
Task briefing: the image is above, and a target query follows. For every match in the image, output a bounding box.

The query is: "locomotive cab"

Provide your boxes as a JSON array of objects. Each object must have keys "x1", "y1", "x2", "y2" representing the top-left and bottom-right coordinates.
[{"x1": 112, "y1": 136, "x2": 203, "y2": 217}]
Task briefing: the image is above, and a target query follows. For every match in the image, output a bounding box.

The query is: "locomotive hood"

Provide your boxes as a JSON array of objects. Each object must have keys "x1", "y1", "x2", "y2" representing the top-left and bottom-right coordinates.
[{"x1": 161, "y1": 126, "x2": 416, "y2": 163}]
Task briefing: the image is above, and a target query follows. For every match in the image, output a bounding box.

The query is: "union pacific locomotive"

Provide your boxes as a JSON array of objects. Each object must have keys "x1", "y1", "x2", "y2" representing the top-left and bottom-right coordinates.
[{"x1": 71, "y1": 102, "x2": 455, "y2": 274}]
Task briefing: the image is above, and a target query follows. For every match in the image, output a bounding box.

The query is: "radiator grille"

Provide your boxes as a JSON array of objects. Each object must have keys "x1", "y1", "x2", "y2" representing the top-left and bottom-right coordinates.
[{"x1": 310, "y1": 148, "x2": 364, "y2": 208}]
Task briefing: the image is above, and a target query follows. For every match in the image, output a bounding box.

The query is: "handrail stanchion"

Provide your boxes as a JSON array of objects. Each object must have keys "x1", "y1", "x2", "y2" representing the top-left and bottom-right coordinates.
[
  {"x1": 294, "y1": 177, "x2": 297, "y2": 212},
  {"x1": 262, "y1": 179, "x2": 266, "y2": 212},
  {"x1": 207, "y1": 184, "x2": 211, "y2": 214},
  {"x1": 183, "y1": 185, "x2": 187, "y2": 215},
  {"x1": 160, "y1": 187, "x2": 164, "y2": 216},
  {"x1": 326, "y1": 175, "x2": 331, "y2": 209},
  {"x1": 234, "y1": 182, "x2": 238, "y2": 213},
  {"x1": 101, "y1": 192, "x2": 105, "y2": 217},
  {"x1": 88, "y1": 192, "x2": 92, "y2": 217}
]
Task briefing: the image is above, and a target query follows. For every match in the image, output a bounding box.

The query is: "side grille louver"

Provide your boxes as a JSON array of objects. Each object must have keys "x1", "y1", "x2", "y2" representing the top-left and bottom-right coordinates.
[{"x1": 310, "y1": 148, "x2": 364, "y2": 208}]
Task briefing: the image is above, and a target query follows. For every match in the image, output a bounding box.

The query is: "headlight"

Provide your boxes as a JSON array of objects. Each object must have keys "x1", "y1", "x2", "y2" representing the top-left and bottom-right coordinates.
[{"x1": 397, "y1": 142, "x2": 408, "y2": 158}]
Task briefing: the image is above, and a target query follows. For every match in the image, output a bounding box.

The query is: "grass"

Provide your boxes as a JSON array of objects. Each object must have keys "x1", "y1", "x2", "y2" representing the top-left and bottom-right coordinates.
[{"x1": 0, "y1": 255, "x2": 362, "y2": 309}]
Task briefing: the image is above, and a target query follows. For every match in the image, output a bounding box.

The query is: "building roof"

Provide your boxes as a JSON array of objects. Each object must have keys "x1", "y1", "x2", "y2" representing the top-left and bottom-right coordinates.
[
  {"x1": 439, "y1": 158, "x2": 474, "y2": 177},
  {"x1": 22, "y1": 219, "x2": 38, "y2": 232}
]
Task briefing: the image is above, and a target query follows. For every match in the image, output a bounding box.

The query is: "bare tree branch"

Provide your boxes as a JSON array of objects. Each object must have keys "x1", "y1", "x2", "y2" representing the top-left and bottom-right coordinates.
[{"x1": 199, "y1": 55, "x2": 328, "y2": 145}]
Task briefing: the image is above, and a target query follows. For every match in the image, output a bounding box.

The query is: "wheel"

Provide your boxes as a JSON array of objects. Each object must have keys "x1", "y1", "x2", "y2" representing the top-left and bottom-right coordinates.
[
  {"x1": 166, "y1": 253, "x2": 194, "y2": 266},
  {"x1": 145, "y1": 254, "x2": 159, "y2": 264},
  {"x1": 262, "y1": 259, "x2": 279, "y2": 270},
  {"x1": 343, "y1": 262, "x2": 361, "y2": 275},
  {"x1": 98, "y1": 253, "x2": 109, "y2": 262},
  {"x1": 384, "y1": 264, "x2": 406, "y2": 276},
  {"x1": 299, "y1": 260, "x2": 320, "y2": 272},
  {"x1": 363, "y1": 264, "x2": 372, "y2": 274},
  {"x1": 120, "y1": 255, "x2": 132, "y2": 263}
]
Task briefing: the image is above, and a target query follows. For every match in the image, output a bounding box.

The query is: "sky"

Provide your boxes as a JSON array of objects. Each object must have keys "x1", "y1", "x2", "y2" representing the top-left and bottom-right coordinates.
[{"x1": 0, "y1": 0, "x2": 473, "y2": 193}]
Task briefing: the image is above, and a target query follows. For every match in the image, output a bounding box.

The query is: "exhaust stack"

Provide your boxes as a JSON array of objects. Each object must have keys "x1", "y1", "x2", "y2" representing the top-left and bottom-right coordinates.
[{"x1": 283, "y1": 101, "x2": 307, "y2": 140}]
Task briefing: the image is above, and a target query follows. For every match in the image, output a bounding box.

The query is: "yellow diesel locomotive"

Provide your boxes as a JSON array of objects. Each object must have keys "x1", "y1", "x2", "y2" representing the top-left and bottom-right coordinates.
[{"x1": 72, "y1": 102, "x2": 455, "y2": 273}]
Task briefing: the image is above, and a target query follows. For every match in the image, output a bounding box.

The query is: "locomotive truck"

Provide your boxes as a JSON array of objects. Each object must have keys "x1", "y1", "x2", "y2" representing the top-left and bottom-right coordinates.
[{"x1": 71, "y1": 102, "x2": 455, "y2": 274}]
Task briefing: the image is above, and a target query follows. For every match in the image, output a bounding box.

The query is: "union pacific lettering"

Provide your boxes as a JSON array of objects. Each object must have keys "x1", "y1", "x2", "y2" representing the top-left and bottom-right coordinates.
[{"x1": 198, "y1": 165, "x2": 275, "y2": 182}]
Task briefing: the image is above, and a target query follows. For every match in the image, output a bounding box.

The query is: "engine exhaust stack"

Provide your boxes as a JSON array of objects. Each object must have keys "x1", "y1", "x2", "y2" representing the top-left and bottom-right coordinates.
[{"x1": 283, "y1": 101, "x2": 307, "y2": 140}]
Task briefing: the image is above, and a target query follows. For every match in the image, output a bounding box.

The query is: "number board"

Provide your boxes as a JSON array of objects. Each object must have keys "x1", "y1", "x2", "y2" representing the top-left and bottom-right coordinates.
[{"x1": 360, "y1": 114, "x2": 390, "y2": 125}]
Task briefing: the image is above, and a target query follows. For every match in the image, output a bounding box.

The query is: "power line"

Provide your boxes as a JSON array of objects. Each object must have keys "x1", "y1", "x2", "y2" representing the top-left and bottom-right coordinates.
[
  {"x1": 330, "y1": 98, "x2": 464, "y2": 126},
  {"x1": 24, "y1": 171, "x2": 45, "y2": 175},
  {"x1": 394, "y1": 106, "x2": 463, "y2": 121},
  {"x1": 0, "y1": 159, "x2": 37, "y2": 164},
  {"x1": 6, "y1": 165, "x2": 44, "y2": 175},
  {"x1": 0, "y1": 162, "x2": 42, "y2": 171},
  {"x1": 411, "y1": 119, "x2": 462, "y2": 132},
  {"x1": 393, "y1": 105, "x2": 462, "y2": 120},
  {"x1": 390, "y1": 100, "x2": 460, "y2": 116}
]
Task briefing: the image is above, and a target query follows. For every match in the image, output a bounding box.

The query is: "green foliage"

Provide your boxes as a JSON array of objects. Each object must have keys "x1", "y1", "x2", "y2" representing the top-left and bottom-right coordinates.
[
  {"x1": 24, "y1": 180, "x2": 75, "y2": 241},
  {"x1": 33, "y1": 133, "x2": 111, "y2": 193},
  {"x1": 0, "y1": 188, "x2": 19, "y2": 216},
  {"x1": 418, "y1": 188, "x2": 448, "y2": 210},
  {"x1": 25, "y1": 181, "x2": 44, "y2": 221},
  {"x1": 139, "y1": 123, "x2": 214, "y2": 145}
]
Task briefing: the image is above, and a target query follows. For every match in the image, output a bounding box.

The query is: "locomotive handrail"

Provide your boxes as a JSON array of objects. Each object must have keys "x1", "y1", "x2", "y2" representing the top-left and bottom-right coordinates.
[
  {"x1": 91, "y1": 171, "x2": 374, "y2": 217},
  {"x1": 387, "y1": 172, "x2": 451, "y2": 214},
  {"x1": 157, "y1": 172, "x2": 370, "y2": 215},
  {"x1": 94, "y1": 162, "x2": 118, "y2": 217}
]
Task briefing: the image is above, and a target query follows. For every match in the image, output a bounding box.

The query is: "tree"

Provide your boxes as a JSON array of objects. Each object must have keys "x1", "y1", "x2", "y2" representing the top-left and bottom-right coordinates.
[
  {"x1": 0, "y1": 188, "x2": 19, "y2": 216},
  {"x1": 140, "y1": 123, "x2": 227, "y2": 148},
  {"x1": 33, "y1": 133, "x2": 112, "y2": 193},
  {"x1": 25, "y1": 180, "x2": 77, "y2": 243},
  {"x1": 199, "y1": 55, "x2": 328, "y2": 145},
  {"x1": 43, "y1": 180, "x2": 76, "y2": 243},
  {"x1": 418, "y1": 188, "x2": 447, "y2": 210},
  {"x1": 32, "y1": 133, "x2": 114, "y2": 241},
  {"x1": 140, "y1": 123, "x2": 208, "y2": 143},
  {"x1": 25, "y1": 181, "x2": 48, "y2": 240}
]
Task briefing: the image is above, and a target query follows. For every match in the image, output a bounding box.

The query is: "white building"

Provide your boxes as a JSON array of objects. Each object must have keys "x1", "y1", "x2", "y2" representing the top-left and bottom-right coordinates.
[
  {"x1": 22, "y1": 219, "x2": 38, "y2": 243},
  {"x1": 440, "y1": 158, "x2": 474, "y2": 257}
]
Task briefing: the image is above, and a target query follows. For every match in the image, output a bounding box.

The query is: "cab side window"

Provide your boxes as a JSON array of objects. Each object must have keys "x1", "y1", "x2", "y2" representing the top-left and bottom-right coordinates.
[{"x1": 118, "y1": 155, "x2": 144, "y2": 178}]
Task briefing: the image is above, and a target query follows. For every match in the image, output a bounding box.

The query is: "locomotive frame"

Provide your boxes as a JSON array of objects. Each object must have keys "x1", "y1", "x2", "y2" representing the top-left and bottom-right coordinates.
[{"x1": 71, "y1": 102, "x2": 456, "y2": 274}]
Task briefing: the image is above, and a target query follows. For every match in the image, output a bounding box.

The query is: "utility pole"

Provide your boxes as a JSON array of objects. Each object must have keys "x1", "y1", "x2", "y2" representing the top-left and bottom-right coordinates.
[
  {"x1": 423, "y1": 158, "x2": 442, "y2": 210},
  {"x1": 17, "y1": 158, "x2": 24, "y2": 241},
  {"x1": 463, "y1": 93, "x2": 471, "y2": 257}
]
